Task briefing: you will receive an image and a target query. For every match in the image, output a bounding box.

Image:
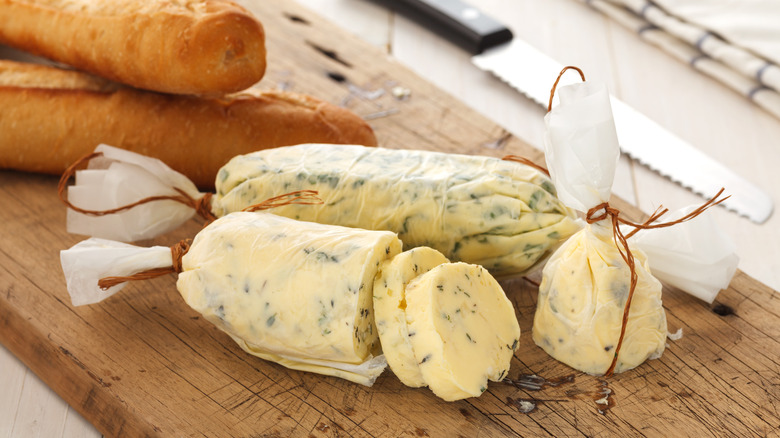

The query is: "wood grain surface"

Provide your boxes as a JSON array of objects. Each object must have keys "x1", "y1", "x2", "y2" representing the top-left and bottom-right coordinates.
[{"x1": 1, "y1": 0, "x2": 778, "y2": 436}]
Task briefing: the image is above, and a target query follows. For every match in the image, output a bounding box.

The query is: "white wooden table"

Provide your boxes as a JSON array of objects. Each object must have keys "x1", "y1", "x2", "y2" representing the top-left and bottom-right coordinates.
[{"x1": 2, "y1": 0, "x2": 778, "y2": 436}]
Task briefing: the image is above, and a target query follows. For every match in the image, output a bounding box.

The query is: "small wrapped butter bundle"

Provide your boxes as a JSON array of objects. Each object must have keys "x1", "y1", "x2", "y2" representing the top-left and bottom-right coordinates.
[
  {"x1": 533, "y1": 222, "x2": 667, "y2": 375},
  {"x1": 62, "y1": 144, "x2": 579, "y2": 278},
  {"x1": 533, "y1": 68, "x2": 732, "y2": 376},
  {"x1": 61, "y1": 211, "x2": 402, "y2": 386}
]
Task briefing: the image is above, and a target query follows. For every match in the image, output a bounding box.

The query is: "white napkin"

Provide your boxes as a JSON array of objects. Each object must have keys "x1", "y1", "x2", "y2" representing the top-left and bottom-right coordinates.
[{"x1": 580, "y1": 0, "x2": 780, "y2": 120}]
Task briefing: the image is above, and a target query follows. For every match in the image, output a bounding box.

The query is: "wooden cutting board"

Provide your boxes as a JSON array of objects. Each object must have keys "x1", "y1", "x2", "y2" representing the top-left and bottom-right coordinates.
[{"x1": 1, "y1": 0, "x2": 778, "y2": 436}]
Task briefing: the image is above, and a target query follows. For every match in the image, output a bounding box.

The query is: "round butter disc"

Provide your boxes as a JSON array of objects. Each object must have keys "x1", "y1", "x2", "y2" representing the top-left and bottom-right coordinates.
[{"x1": 404, "y1": 263, "x2": 520, "y2": 401}]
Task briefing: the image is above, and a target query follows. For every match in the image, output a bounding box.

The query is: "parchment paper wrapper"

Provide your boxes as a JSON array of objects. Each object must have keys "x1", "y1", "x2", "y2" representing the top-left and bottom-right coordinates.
[
  {"x1": 60, "y1": 237, "x2": 172, "y2": 306},
  {"x1": 630, "y1": 206, "x2": 739, "y2": 303},
  {"x1": 66, "y1": 144, "x2": 204, "y2": 241},
  {"x1": 543, "y1": 81, "x2": 620, "y2": 212},
  {"x1": 544, "y1": 79, "x2": 738, "y2": 302}
]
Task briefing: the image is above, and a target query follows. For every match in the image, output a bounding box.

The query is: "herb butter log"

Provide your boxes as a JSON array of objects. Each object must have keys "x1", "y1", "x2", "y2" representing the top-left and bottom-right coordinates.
[
  {"x1": 177, "y1": 212, "x2": 402, "y2": 385},
  {"x1": 532, "y1": 223, "x2": 668, "y2": 375},
  {"x1": 213, "y1": 144, "x2": 579, "y2": 277}
]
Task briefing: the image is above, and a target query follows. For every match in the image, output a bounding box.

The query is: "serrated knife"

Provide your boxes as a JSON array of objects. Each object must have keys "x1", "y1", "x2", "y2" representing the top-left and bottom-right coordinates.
[{"x1": 372, "y1": 0, "x2": 774, "y2": 224}]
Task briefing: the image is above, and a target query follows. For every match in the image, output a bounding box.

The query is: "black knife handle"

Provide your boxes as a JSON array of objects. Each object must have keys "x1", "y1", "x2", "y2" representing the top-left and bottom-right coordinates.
[{"x1": 370, "y1": 0, "x2": 512, "y2": 54}]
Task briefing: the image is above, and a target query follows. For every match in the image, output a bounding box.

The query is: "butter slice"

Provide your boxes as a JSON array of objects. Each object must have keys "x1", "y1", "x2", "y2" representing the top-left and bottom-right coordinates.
[
  {"x1": 404, "y1": 263, "x2": 520, "y2": 401},
  {"x1": 532, "y1": 223, "x2": 667, "y2": 375},
  {"x1": 373, "y1": 247, "x2": 450, "y2": 387},
  {"x1": 176, "y1": 212, "x2": 402, "y2": 385}
]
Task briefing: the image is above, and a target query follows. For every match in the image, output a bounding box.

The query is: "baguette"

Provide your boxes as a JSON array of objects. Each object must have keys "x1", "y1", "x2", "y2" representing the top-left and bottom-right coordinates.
[
  {"x1": 0, "y1": 0, "x2": 266, "y2": 95},
  {"x1": 0, "y1": 60, "x2": 377, "y2": 189}
]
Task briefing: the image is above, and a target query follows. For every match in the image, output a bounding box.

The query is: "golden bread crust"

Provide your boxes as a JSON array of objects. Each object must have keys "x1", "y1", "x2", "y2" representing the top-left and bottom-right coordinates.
[
  {"x1": 0, "y1": 0, "x2": 266, "y2": 94},
  {"x1": 0, "y1": 61, "x2": 378, "y2": 189}
]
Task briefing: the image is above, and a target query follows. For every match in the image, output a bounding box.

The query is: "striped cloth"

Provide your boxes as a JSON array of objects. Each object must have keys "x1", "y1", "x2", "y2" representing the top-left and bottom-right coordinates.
[{"x1": 580, "y1": 0, "x2": 780, "y2": 120}]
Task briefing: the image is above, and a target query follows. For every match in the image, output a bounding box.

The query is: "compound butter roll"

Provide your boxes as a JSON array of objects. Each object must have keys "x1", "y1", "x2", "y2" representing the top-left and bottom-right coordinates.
[
  {"x1": 61, "y1": 211, "x2": 522, "y2": 396},
  {"x1": 212, "y1": 144, "x2": 579, "y2": 277},
  {"x1": 177, "y1": 212, "x2": 402, "y2": 385}
]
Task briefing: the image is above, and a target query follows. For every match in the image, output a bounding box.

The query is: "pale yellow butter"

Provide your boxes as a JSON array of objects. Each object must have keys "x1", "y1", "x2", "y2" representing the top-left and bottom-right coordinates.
[
  {"x1": 176, "y1": 212, "x2": 402, "y2": 385},
  {"x1": 372, "y1": 247, "x2": 449, "y2": 387},
  {"x1": 532, "y1": 223, "x2": 667, "y2": 375},
  {"x1": 403, "y1": 263, "x2": 521, "y2": 401},
  {"x1": 212, "y1": 144, "x2": 579, "y2": 278}
]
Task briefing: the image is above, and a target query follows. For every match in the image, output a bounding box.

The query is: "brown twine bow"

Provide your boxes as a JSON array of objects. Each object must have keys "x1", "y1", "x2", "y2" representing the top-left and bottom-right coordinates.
[
  {"x1": 502, "y1": 155, "x2": 551, "y2": 177},
  {"x1": 586, "y1": 190, "x2": 728, "y2": 376},
  {"x1": 241, "y1": 190, "x2": 323, "y2": 212},
  {"x1": 58, "y1": 151, "x2": 217, "y2": 223},
  {"x1": 96, "y1": 239, "x2": 192, "y2": 290},
  {"x1": 59, "y1": 152, "x2": 326, "y2": 225},
  {"x1": 547, "y1": 66, "x2": 730, "y2": 376}
]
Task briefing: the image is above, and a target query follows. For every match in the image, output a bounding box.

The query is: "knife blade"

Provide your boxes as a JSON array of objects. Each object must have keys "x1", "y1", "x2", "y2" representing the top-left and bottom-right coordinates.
[{"x1": 372, "y1": 0, "x2": 774, "y2": 224}]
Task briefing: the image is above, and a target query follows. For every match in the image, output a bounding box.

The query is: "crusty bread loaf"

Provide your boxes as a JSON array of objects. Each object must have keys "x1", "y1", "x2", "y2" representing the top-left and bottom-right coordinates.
[
  {"x1": 0, "y1": 60, "x2": 377, "y2": 189},
  {"x1": 0, "y1": 0, "x2": 266, "y2": 95}
]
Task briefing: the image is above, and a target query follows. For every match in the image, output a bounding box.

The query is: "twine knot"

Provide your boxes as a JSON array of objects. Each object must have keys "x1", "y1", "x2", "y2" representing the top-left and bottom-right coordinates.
[
  {"x1": 97, "y1": 239, "x2": 192, "y2": 291},
  {"x1": 194, "y1": 192, "x2": 217, "y2": 223},
  {"x1": 586, "y1": 203, "x2": 620, "y2": 224},
  {"x1": 170, "y1": 239, "x2": 192, "y2": 274}
]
